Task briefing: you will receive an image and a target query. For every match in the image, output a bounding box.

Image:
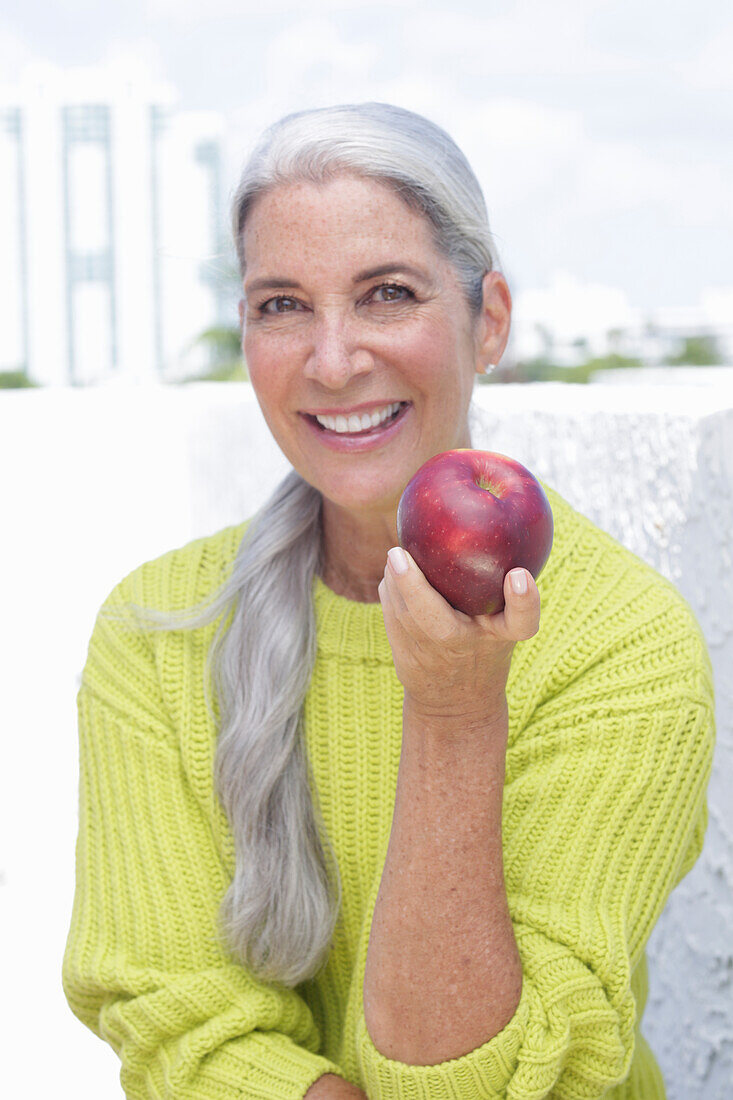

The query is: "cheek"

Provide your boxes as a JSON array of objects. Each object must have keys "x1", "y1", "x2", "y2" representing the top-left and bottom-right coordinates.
[
  {"x1": 245, "y1": 349, "x2": 285, "y2": 419},
  {"x1": 245, "y1": 331, "x2": 286, "y2": 394},
  {"x1": 244, "y1": 326, "x2": 306, "y2": 380},
  {"x1": 384, "y1": 315, "x2": 468, "y2": 380},
  {"x1": 243, "y1": 327, "x2": 273, "y2": 369}
]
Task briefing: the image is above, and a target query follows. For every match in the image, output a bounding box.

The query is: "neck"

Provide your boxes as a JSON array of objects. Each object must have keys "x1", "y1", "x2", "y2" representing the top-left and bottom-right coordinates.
[{"x1": 320, "y1": 500, "x2": 398, "y2": 603}]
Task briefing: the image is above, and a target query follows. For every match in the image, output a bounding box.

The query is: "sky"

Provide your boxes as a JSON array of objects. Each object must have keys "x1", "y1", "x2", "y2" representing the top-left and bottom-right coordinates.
[{"x1": 1, "y1": 0, "x2": 732, "y2": 319}]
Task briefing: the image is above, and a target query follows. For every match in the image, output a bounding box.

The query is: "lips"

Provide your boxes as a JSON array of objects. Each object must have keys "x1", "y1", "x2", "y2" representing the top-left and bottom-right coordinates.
[
  {"x1": 310, "y1": 401, "x2": 406, "y2": 436},
  {"x1": 300, "y1": 401, "x2": 412, "y2": 451}
]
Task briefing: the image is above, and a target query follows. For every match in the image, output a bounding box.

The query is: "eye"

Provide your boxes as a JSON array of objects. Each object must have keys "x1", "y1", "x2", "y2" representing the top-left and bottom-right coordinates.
[
  {"x1": 370, "y1": 283, "x2": 414, "y2": 303},
  {"x1": 259, "y1": 295, "x2": 300, "y2": 315}
]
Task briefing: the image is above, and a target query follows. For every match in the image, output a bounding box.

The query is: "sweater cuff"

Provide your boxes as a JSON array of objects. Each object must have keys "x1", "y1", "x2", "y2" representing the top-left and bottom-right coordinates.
[
  {"x1": 228, "y1": 1033, "x2": 346, "y2": 1098},
  {"x1": 122, "y1": 1028, "x2": 346, "y2": 1100},
  {"x1": 356, "y1": 980, "x2": 531, "y2": 1100}
]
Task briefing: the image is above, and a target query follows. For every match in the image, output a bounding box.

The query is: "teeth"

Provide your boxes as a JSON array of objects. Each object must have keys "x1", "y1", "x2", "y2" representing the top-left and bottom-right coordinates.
[{"x1": 314, "y1": 402, "x2": 402, "y2": 433}]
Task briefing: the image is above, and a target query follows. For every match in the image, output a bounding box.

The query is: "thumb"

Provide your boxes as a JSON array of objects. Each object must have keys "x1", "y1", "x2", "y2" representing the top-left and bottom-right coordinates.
[{"x1": 500, "y1": 568, "x2": 541, "y2": 641}]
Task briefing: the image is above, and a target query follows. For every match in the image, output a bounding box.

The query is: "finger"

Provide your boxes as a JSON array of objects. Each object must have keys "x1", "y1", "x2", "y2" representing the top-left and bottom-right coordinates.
[
  {"x1": 378, "y1": 575, "x2": 420, "y2": 651},
  {"x1": 382, "y1": 557, "x2": 410, "y2": 615},
  {"x1": 496, "y1": 568, "x2": 541, "y2": 641},
  {"x1": 382, "y1": 562, "x2": 437, "y2": 655},
  {"x1": 385, "y1": 547, "x2": 468, "y2": 642}
]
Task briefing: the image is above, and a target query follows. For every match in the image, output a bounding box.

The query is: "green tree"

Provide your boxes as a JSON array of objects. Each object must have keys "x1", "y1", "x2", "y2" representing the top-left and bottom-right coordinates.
[
  {"x1": 663, "y1": 334, "x2": 723, "y2": 366},
  {"x1": 180, "y1": 255, "x2": 247, "y2": 383},
  {"x1": 0, "y1": 369, "x2": 39, "y2": 389},
  {"x1": 179, "y1": 325, "x2": 248, "y2": 383},
  {"x1": 478, "y1": 352, "x2": 643, "y2": 386}
]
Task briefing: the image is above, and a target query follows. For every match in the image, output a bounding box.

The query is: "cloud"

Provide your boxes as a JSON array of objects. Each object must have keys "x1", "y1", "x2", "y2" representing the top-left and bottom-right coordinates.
[
  {"x1": 569, "y1": 141, "x2": 730, "y2": 228},
  {"x1": 261, "y1": 16, "x2": 379, "y2": 93},
  {"x1": 0, "y1": 24, "x2": 38, "y2": 88},
  {"x1": 147, "y1": 0, "x2": 415, "y2": 21},
  {"x1": 0, "y1": 22, "x2": 174, "y2": 103},
  {"x1": 675, "y1": 24, "x2": 733, "y2": 90},
  {"x1": 405, "y1": 3, "x2": 620, "y2": 79}
]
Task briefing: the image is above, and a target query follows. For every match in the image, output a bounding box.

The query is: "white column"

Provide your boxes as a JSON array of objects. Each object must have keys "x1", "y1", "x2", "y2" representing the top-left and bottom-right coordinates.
[
  {"x1": 111, "y1": 96, "x2": 157, "y2": 382},
  {"x1": 24, "y1": 80, "x2": 69, "y2": 387}
]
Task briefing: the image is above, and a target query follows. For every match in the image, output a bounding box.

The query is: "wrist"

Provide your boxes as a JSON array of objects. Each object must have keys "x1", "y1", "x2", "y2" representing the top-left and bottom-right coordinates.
[{"x1": 403, "y1": 689, "x2": 508, "y2": 736}]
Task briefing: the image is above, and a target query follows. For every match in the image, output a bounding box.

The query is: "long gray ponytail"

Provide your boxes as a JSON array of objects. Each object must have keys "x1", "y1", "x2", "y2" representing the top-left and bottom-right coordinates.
[{"x1": 102, "y1": 470, "x2": 341, "y2": 987}]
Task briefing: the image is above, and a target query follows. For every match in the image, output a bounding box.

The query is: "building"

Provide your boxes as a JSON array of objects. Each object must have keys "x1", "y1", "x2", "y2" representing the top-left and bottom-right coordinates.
[
  {"x1": 507, "y1": 271, "x2": 733, "y2": 369},
  {"x1": 0, "y1": 60, "x2": 229, "y2": 386}
]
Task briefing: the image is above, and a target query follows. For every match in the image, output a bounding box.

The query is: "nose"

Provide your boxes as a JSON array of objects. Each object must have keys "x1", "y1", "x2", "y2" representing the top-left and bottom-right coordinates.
[{"x1": 303, "y1": 311, "x2": 373, "y2": 389}]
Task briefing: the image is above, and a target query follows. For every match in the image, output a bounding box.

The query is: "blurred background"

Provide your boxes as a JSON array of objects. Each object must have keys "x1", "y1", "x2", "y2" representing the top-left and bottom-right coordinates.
[
  {"x1": 1, "y1": 3, "x2": 732, "y2": 1098},
  {"x1": 0, "y1": 0, "x2": 731, "y2": 390}
]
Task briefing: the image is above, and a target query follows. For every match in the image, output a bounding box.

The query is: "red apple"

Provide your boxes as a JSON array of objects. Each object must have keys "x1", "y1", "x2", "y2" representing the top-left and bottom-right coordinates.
[{"x1": 396, "y1": 449, "x2": 553, "y2": 616}]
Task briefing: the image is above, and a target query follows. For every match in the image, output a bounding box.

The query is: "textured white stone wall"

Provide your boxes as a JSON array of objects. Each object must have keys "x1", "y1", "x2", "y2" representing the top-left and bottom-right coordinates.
[
  {"x1": 469, "y1": 384, "x2": 733, "y2": 1100},
  {"x1": 1, "y1": 382, "x2": 730, "y2": 1099}
]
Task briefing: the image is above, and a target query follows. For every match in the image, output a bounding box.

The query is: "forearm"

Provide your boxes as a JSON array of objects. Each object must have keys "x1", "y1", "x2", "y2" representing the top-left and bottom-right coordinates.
[
  {"x1": 304, "y1": 1074, "x2": 368, "y2": 1099},
  {"x1": 363, "y1": 693, "x2": 522, "y2": 1065}
]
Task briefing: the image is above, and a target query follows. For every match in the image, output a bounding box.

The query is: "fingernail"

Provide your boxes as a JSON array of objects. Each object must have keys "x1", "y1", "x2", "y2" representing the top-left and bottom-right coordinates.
[
  {"x1": 510, "y1": 569, "x2": 527, "y2": 595},
  {"x1": 388, "y1": 547, "x2": 409, "y2": 575}
]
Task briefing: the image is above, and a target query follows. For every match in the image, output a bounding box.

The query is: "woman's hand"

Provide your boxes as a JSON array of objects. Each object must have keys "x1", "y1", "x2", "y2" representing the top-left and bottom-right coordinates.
[
  {"x1": 304, "y1": 1075, "x2": 368, "y2": 1099},
  {"x1": 378, "y1": 546, "x2": 540, "y2": 721}
]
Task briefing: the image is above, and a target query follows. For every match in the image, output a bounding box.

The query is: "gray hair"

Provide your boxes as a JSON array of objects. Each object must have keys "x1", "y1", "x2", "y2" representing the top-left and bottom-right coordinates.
[
  {"x1": 101, "y1": 470, "x2": 337, "y2": 988},
  {"x1": 232, "y1": 101, "x2": 501, "y2": 313},
  {"x1": 104, "y1": 102, "x2": 497, "y2": 987}
]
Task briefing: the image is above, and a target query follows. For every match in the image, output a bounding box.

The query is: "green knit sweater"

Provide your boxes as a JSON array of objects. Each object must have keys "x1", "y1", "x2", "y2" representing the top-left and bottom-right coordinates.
[{"x1": 62, "y1": 483, "x2": 715, "y2": 1099}]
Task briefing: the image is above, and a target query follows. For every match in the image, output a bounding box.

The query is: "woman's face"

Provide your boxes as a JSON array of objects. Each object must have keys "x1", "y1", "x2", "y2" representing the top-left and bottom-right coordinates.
[{"x1": 239, "y1": 173, "x2": 509, "y2": 519}]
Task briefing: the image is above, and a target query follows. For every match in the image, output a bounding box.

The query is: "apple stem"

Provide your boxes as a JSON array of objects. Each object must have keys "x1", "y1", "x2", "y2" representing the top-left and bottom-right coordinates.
[{"x1": 477, "y1": 477, "x2": 499, "y2": 496}]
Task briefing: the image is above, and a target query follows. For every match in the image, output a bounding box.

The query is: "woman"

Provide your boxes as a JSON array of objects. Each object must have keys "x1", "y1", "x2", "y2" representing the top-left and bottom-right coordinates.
[{"x1": 63, "y1": 103, "x2": 715, "y2": 1099}]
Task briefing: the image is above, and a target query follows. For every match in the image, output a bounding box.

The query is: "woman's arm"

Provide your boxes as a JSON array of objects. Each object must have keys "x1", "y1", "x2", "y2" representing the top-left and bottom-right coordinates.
[
  {"x1": 364, "y1": 695, "x2": 522, "y2": 1064},
  {"x1": 364, "y1": 549, "x2": 537, "y2": 1064}
]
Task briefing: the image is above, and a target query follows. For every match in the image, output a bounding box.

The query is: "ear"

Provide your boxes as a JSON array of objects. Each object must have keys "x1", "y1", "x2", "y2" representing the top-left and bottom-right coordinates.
[
  {"x1": 238, "y1": 299, "x2": 245, "y2": 329},
  {"x1": 474, "y1": 271, "x2": 512, "y2": 372}
]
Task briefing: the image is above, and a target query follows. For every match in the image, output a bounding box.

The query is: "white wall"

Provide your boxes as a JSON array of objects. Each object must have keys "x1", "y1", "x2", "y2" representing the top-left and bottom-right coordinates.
[
  {"x1": 469, "y1": 382, "x2": 733, "y2": 1100},
  {"x1": 1, "y1": 381, "x2": 730, "y2": 1099}
]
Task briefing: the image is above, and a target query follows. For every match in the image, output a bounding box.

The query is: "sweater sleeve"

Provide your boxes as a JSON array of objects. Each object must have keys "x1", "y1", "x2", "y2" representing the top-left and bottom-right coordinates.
[
  {"x1": 62, "y1": 578, "x2": 345, "y2": 1100},
  {"x1": 355, "y1": 580, "x2": 716, "y2": 1099}
]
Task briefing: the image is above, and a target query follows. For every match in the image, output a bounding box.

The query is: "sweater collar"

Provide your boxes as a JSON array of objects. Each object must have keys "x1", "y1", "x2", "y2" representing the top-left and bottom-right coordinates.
[{"x1": 312, "y1": 575, "x2": 393, "y2": 664}]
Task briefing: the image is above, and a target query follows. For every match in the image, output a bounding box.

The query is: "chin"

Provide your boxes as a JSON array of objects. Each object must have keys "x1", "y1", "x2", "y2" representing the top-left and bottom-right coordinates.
[{"x1": 318, "y1": 478, "x2": 404, "y2": 518}]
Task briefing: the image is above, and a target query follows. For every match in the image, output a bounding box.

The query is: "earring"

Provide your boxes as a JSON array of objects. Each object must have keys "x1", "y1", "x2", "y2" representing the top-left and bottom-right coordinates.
[{"x1": 479, "y1": 362, "x2": 498, "y2": 374}]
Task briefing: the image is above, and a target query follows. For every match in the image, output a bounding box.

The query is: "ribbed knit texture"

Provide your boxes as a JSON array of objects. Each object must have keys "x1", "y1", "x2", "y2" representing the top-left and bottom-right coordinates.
[{"x1": 62, "y1": 483, "x2": 715, "y2": 1099}]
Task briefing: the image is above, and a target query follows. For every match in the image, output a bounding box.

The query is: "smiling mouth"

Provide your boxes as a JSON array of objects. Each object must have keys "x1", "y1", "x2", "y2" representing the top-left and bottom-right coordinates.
[{"x1": 307, "y1": 401, "x2": 410, "y2": 436}]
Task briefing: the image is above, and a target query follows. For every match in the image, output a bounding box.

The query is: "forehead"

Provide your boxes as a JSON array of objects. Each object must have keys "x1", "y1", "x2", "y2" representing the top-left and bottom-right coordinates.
[{"x1": 241, "y1": 174, "x2": 442, "y2": 271}]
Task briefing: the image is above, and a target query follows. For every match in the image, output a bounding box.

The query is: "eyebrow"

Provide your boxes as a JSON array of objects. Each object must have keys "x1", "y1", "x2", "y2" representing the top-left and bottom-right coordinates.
[{"x1": 245, "y1": 263, "x2": 430, "y2": 295}]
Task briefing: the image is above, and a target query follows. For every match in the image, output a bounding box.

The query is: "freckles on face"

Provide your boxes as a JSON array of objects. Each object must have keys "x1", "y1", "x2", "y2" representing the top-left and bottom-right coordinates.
[{"x1": 237, "y1": 175, "x2": 483, "y2": 512}]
